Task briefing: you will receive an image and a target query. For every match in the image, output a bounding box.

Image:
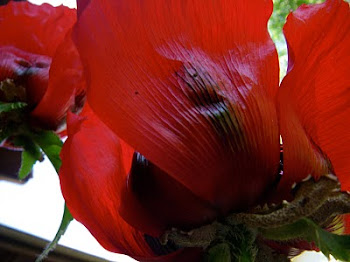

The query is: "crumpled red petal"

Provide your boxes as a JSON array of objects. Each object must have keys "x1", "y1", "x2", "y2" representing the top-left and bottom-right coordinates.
[
  {"x1": 278, "y1": 0, "x2": 350, "y2": 194},
  {"x1": 75, "y1": 0, "x2": 280, "y2": 215},
  {"x1": 60, "y1": 104, "x2": 204, "y2": 261},
  {"x1": 0, "y1": 1, "x2": 76, "y2": 57},
  {"x1": 31, "y1": 29, "x2": 86, "y2": 129},
  {"x1": 60, "y1": 105, "x2": 152, "y2": 258}
]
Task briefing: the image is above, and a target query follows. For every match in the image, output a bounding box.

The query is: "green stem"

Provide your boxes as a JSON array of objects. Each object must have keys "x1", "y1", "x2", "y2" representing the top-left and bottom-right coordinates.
[
  {"x1": 35, "y1": 205, "x2": 73, "y2": 262},
  {"x1": 29, "y1": 130, "x2": 74, "y2": 262}
]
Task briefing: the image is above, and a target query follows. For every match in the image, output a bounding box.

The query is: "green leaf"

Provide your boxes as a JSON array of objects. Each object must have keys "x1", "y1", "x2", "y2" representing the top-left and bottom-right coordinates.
[
  {"x1": 207, "y1": 243, "x2": 232, "y2": 262},
  {"x1": 36, "y1": 205, "x2": 73, "y2": 262},
  {"x1": 260, "y1": 218, "x2": 350, "y2": 261},
  {"x1": 315, "y1": 224, "x2": 350, "y2": 261},
  {"x1": 239, "y1": 244, "x2": 256, "y2": 262},
  {"x1": 19, "y1": 147, "x2": 41, "y2": 180},
  {"x1": 12, "y1": 136, "x2": 42, "y2": 180},
  {"x1": 30, "y1": 131, "x2": 63, "y2": 172},
  {"x1": 33, "y1": 130, "x2": 63, "y2": 147},
  {"x1": 0, "y1": 101, "x2": 27, "y2": 113},
  {"x1": 41, "y1": 144, "x2": 62, "y2": 172}
]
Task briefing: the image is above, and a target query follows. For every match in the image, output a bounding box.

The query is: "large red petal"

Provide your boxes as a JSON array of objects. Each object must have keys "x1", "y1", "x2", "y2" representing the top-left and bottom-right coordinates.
[
  {"x1": 278, "y1": 0, "x2": 350, "y2": 194},
  {"x1": 31, "y1": 29, "x2": 86, "y2": 129},
  {"x1": 75, "y1": 0, "x2": 280, "y2": 213},
  {"x1": 0, "y1": 1, "x2": 76, "y2": 57}
]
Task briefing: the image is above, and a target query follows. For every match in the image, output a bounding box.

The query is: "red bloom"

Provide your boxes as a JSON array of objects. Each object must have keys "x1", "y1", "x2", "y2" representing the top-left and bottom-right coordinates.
[
  {"x1": 60, "y1": 0, "x2": 350, "y2": 261},
  {"x1": 0, "y1": 1, "x2": 85, "y2": 132}
]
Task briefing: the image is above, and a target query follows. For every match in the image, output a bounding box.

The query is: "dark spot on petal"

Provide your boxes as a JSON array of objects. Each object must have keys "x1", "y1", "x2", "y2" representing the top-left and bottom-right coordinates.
[{"x1": 176, "y1": 65, "x2": 243, "y2": 151}]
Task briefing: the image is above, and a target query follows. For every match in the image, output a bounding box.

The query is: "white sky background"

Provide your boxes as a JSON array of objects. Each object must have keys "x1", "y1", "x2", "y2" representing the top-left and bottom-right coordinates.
[
  {"x1": 29, "y1": 0, "x2": 76, "y2": 8},
  {"x1": 0, "y1": 0, "x2": 339, "y2": 261},
  {"x1": 0, "y1": 158, "x2": 136, "y2": 262}
]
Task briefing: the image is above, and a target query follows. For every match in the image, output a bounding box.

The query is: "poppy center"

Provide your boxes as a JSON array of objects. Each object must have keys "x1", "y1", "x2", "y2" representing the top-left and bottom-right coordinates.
[
  {"x1": 0, "y1": 46, "x2": 51, "y2": 106},
  {"x1": 0, "y1": 78, "x2": 27, "y2": 104}
]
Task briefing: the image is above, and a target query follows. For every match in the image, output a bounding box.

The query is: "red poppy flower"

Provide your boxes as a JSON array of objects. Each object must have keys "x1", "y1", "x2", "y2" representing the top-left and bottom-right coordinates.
[
  {"x1": 0, "y1": 1, "x2": 85, "y2": 135},
  {"x1": 59, "y1": 0, "x2": 350, "y2": 261}
]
